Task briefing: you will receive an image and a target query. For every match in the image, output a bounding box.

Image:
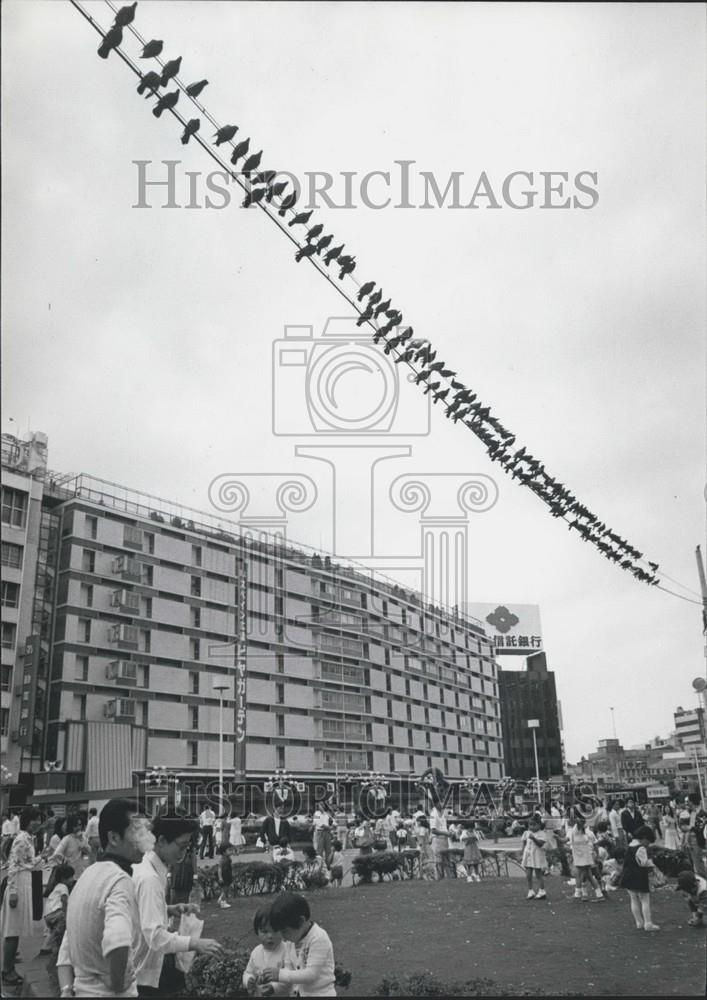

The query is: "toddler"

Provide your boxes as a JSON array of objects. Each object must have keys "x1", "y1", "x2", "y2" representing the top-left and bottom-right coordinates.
[
  {"x1": 243, "y1": 906, "x2": 295, "y2": 996},
  {"x1": 261, "y1": 892, "x2": 336, "y2": 997},
  {"x1": 461, "y1": 822, "x2": 482, "y2": 882},
  {"x1": 601, "y1": 846, "x2": 625, "y2": 892},
  {"x1": 569, "y1": 817, "x2": 604, "y2": 902},
  {"x1": 328, "y1": 840, "x2": 344, "y2": 887},
  {"x1": 675, "y1": 870, "x2": 707, "y2": 927},
  {"x1": 521, "y1": 818, "x2": 547, "y2": 900},
  {"x1": 217, "y1": 843, "x2": 233, "y2": 908}
]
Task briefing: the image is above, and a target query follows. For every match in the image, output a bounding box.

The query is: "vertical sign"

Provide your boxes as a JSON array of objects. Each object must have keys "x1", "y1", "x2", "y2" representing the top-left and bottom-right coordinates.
[{"x1": 234, "y1": 559, "x2": 248, "y2": 780}]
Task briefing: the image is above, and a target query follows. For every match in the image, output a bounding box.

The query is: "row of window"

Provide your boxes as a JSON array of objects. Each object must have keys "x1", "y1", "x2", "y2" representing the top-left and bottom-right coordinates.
[{"x1": 1, "y1": 487, "x2": 28, "y2": 529}]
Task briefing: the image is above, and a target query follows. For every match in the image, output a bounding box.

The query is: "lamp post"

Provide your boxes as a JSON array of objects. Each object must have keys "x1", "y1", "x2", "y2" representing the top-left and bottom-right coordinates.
[
  {"x1": 213, "y1": 681, "x2": 229, "y2": 797},
  {"x1": 528, "y1": 719, "x2": 541, "y2": 801}
]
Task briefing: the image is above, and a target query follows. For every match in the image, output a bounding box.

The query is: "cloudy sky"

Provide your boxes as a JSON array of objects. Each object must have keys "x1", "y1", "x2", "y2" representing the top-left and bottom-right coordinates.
[{"x1": 2, "y1": 1, "x2": 705, "y2": 763}]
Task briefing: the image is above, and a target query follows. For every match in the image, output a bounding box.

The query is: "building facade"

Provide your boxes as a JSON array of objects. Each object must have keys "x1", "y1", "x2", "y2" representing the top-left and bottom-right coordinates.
[
  {"x1": 497, "y1": 651, "x2": 563, "y2": 781},
  {"x1": 674, "y1": 706, "x2": 706, "y2": 750},
  {"x1": 2, "y1": 441, "x2": 505, "y2": 805}
]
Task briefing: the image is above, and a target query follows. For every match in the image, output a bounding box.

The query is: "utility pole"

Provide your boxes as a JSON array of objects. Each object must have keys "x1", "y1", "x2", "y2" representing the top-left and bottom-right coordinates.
[{"x1": 696, "y1": 545, "x2": 707, "y2": 686}]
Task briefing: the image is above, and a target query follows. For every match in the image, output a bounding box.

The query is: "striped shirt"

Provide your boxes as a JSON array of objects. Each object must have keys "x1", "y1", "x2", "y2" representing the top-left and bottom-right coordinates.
[{"x1": 57, "y1": 858, "x2": 140, "y2": 997}]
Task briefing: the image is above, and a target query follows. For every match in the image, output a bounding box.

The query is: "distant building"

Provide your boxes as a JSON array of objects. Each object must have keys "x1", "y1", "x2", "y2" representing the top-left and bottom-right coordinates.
[
  {"x1": 498, "y1": 651, "x2": 563, "y2": 780},
  {"x1": 674, "y1": 706, "x2": 706, "y2": 750}
]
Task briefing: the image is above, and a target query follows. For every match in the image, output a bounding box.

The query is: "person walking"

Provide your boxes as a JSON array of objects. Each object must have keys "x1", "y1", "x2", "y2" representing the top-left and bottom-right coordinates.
[
  {"x1": 228, "y1": 813, "x2": 245, "y2": 854},
  {"x1": 0, "y1": 807, "x2": 44, "y2": 990},
  {"x1": 198, "y1": 806, "x2": 215, "y2": 860},
  {"x1": 620, "y1": 825, "x2": 660, "y2": 931},
  {"x1": 47, "y1": 813, "x2": 91, "y2": 878},
  {"x1": 56, "y1": 799, "x2": 153, "y2": 997},
  {"x1": 85, "y1": 808, "x2": 101, "y2": 865},
  {"x1": 662, "y1": 806, "x2": 680, "y2": 852}
]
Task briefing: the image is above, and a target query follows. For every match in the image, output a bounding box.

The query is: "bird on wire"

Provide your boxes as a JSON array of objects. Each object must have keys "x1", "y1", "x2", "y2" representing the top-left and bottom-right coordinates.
[
  {"x1": 253, "y1": 170, "x2": 277, "y2": 186},
  {"x1": 181, "y1": 119, "x2": 200, "y2": 144},
  {"x1": 137, "y1": 71, "x2": 161, "y2": 96},
  {"x1": 374, "y1": 299, "x2": 391, "y2": 318},
  {"x1": 306, "y1": 224, "x2": 324, "y2": 243},
  {"x1": 230, "y1": 138, "x2": 250, "y2": 164},
  {"x1": 288, "y1": 210, "x2": 313, "y2": 228},
  {"x1": 267, "y1": 181, "x2": 288, "y2": 203},
  {"x1": 141, "y1": 39, "x2": 163, "y2": 59},
  {"x1": 358, "y1": 281, "x2": 375, "y2": 300},
  {"x1": 277, "y1": 191, "x2": 297, "y2": 215},
  {"x1": 295, "y1": 244, "x2": 318, "y2": 263},
  {"x1": 186, "y1": 80, "x2": 209, "y2": 98},
  {"x1": 316, "y1": 234, "x2": 334, "y2": 253},
  {"x1": 356, "y1": 306, "x2": 374, "y2": 327},
  {"x1": 324, "y1": 244, "x2": 344, "y2": 265},
  {"x1": 160, "y1": 57, "x2": 182, "y2": 87},
  {"x1": 98, "y1": 25, "x2": 122, "y2": 59},
  {"x1": 153, "y1": 90, "x2": 179, "y2": 117},
  {"x1": 241, "y1": 151, "x2": 263, "y2": 175},
  {"x1": 214, "y1": 124, "x2": 238, "y2": 145},
  {"x1": 368, "y1": 289, "x2": 383, "y2": 307},
  {"x1": 339, "y1": 259, "x2": 356, "y2": 279},
  {"x1": 114, "y1": 2, "x2": 137, "y2": 27},
  {"x1": 242, "y1": 187, "x2": 267, "y2": 208}
]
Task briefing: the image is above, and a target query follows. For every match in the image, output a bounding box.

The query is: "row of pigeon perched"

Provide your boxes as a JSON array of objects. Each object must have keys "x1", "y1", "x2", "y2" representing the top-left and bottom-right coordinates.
[{"x1": 96, "y1": 3, "x2": 660, "y2": 588}]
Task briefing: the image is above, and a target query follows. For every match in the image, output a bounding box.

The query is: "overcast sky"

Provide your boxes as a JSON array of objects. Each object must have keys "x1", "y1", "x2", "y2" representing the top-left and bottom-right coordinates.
[{"x1": 2, "y1": 1, "x2": 705, "y2": 763}]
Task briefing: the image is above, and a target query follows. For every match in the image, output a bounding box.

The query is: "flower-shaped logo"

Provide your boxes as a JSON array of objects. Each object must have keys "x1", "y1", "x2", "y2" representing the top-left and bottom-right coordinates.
[{"x1": 486, "y1": 605, "x2": 519, "y2": 634}]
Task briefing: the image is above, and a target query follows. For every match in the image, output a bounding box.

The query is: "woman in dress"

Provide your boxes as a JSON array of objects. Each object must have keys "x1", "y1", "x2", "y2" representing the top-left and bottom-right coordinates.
[
  {"x1": 1, "y1": 807, "x2": 44, "y2": 989},
  {"x1": 47, "y1": 812, "x2": 89, "y2": 877},
  {"x1": 228, "y1": 812, "x2": 245, "y2": 854},
  {"x1": 662, "y1": 806, "x2": 680, "y2": 851}
]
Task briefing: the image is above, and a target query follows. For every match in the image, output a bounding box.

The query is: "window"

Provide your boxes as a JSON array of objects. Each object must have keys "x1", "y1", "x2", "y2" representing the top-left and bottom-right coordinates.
[
  {"x1": 141, "y1": 629, "x2": 151, "y2": 653},
  {"x1": 1, "y1": 622, "x2": 17, "y2": 649},
  {"x1": 80, "y1": 583, "x2": 93, "y2": 608},
  {"x1": 0, "y1": 708, "x2": 8, "y2": 736},
  {"x1": 191, "y1": 607, "x2": 201, "y2": 628},
  {"x1": 1, "y1": 542, "x2": 23, "y2": 569},
  {"x1": 405, "y1": 678, "x2": 410, "y2": 696},
  {"x1": 389, "y1": 752, "x2": 395, "y2": 771},
  {"x1": 1, "y1": 665, "x2": 11, "y2": 691},
  {"x1": 75, "y1": 655, "x2": 89, "y2": 681},
  {"x1": 82, "y1": 550, "x2": 95, "y2": 573},
  {"x1": 190, "y1": 576, "x2": 201, "y2": 597},
  {"x1": 387, "y1": 725, "x2": 394, "y2": 745},
  {"x1": 188, "y1": 741, "x2": 198, "y2": 766},
  {"x1": 75, "y1": 694, "x2": 87, "y2": 721},
  {"x1": 124, "y1": 525, "x2": 143, "y2": 550},
  {"x1": 79, "y1": 618, "x2": 91, "y2": 643},
  {"x1": 1, "y1": 487, "x2": 27, "y2": 528},
  {"x1": 189, "y1": 705, "x2": 199, "y2": 730},
  {"x1": 192, "y1": 545, "x2": 202, "y2": 567},
  {"x1": 141, "y1": 702, "x2": 148, "y2": 726},
  {"x1": 277, "y1": 653, "x2": 284, "y2": 674},
  {"x1": 142, "y1": 565, "x2": 154, "y2": 586},
  {"x1": 86, "y1": 515, "x2": 98, "y2": 540},
  {"x1": 141, "y1": 597, "x2": 152, "y2": 619},
  {"x1": 385, "y1": 673, "x2": 392, "y2": 692},
  {"x1": 1, "y1": 581, "x2": 20, "y2": 608},
  {"x1": 406, "y1": 703, "x2": 412, "y2": 721},
  {"x1": 442, "y1": 734, "x2": 448, "y2": 751},
  {"x1": 190, "y1": 671, "x2": 199, "y2": 694},
  {"x1": 145, "y1": 532, "x2": 155, "y2": 554},
  {"x1": 408, "y1": 729, "x2": 413, "y2": 746},
  {"x1": 277, "y1": 715, "x2": 285, "y2": 736},
  {"x1": 276, "y1": 683, "x2": 285, "y2": 705},
  {"x1": 276, "y1": 746, "x2": 285, "y2": 769},
  {"x1": 190, "y1": 637, "x2": 200, "y2": 661}
]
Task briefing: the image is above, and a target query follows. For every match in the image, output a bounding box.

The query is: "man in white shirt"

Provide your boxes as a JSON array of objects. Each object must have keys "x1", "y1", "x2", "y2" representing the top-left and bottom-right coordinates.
[
  {"x1": 312, "y1": 810, "x2": 332, "y2": 864},
  {"x1": 57, "y1": 798, "x2": 155, "y2": 997},
  {"x1": 198, "y1": 806, "x2": 215, "y2": 859},
  {"x1": 1, "y1": 812, "x2": 14, "y2": 860},
  {"x1": 86, "y1": 807, "x2": 101, "y2": 865},
  {"x1": 430, "y1": 805, "x2": 449, "y2": 879},
  {"x1": 133, "y1": 815, "x2": 222, "y2": 996}
]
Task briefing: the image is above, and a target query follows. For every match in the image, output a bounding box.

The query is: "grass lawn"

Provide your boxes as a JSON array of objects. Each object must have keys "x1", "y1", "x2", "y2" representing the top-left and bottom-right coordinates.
[{"x1": 201, "y1": 877, "x2": 705, "y2": 996}]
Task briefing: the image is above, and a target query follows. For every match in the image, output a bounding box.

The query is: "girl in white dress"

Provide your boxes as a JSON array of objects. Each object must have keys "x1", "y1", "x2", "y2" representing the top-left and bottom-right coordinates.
[
  {"x1": 521, "y1": 818, "x2": 547, "y2": 900},
  {"x1": 662, "y1": 808, "x2": 680, "y2": 851}
]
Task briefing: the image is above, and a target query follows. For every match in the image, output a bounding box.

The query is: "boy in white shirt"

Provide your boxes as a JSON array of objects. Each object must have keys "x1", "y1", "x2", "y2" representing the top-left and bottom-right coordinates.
[{"x1": 262, "y1": 893, "x2": 336, "y2": 997}]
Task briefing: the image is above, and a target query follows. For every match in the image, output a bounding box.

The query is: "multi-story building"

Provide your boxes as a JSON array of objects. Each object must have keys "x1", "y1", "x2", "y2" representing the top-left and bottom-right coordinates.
[
  {"x1": 2, "y1": 443, "x2": 504, "y2": 807},
  {"x1": 497, "y1": 651, "x2": 563, "y2": 781},
  {"x1": 674, "y1": 706, "x2": 706, "y2": 750}
]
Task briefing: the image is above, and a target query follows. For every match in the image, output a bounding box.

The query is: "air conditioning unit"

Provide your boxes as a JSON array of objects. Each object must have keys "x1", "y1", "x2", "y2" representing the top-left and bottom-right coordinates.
[
  {"x1": 112, "y1": 556, "x2": 141, "y2": 581},
  {"x1": 110, "y1": 589, "x2": 140, "y2": 611},
  {"x1": 106, "y1": 660, "x2": 137, "y2": 686},
  {"x1": 104, "y1": 698, "x2": 136, "y2": 721},
  {"x1": 108, "y1": 624, "x2": 139, "y2": 649},
  {"x1": 123, "y1": 526, "x2": 144, "y2": 550}
]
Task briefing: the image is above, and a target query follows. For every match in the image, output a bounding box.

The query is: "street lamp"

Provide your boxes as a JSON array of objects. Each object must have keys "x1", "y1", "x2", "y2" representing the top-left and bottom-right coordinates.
[
  {"x1": 527, "y1": 719, "x2": 541, "y2": 799},
  {"x1": 213, "y1": 680, "x2": 229, "y2": 796}
]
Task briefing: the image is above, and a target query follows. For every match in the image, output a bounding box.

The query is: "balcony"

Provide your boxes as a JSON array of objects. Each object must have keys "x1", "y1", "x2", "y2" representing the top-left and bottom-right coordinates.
[
  {"x1": 106, "y1": 660, "x2": 138, "y2": 686},
  {"x1": 112, "y1": 555, "x2": 142, "y2": 582},
  {"x1": 123, "y1": 526, "x2": 144, "y2": 551},
  {"x1": 108, "y1": 624, "x2": 139, "y2": 650},
  {"x1": 110, "y1": 589, "x2": 140, "y2": 613}
]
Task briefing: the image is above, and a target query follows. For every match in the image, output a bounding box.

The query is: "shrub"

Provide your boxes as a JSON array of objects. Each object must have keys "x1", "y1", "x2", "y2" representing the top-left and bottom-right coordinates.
[
  {"x1": 649, "y1": 845, "x2": 692, "y2": 878},
  {"x1": 352, "y1": 850, "x2": 405, "y2": 883},
  {"x1": 335, "y1": 963, "x2": 353, "y2": 989},
  {"x1": 185, "y1": 947, "x2": 251, "y2": 997}
]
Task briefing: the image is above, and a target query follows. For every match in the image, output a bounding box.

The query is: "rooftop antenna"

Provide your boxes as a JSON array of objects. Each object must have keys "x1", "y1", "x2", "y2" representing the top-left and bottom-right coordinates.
[{"x1": 610, "y1": 707, "x2": 617, "y2": 740}]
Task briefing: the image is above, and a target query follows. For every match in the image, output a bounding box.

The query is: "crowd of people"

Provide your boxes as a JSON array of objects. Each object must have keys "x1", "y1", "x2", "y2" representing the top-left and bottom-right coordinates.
[{"x1": 0, "y1": 794, "x2": 704, "y2": 995}]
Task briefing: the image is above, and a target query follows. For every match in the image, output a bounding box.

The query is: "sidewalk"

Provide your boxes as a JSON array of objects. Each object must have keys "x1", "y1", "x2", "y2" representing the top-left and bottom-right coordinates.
[{"x1": 0, "y1": 935, "x2": 52, "y2": 999}]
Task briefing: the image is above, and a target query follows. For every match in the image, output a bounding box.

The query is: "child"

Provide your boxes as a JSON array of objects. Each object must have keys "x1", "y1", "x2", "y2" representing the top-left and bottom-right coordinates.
[
  {"x1": 217, "y1": 843, "x2": 233, "y2": 909},
  {"x1": 301, "y1": 846, "x2": 329, "y2": 888},
  {"x1": 261, "y1": 892, "x2": 336, "y2": 997},
  {"x1": 460, "y1": 822, "x2": 482, "y2": 883},
  {"x1": 569, "y1": 817, "x2": 604, "y2": 902},
  {"x1": 243, "y1": 905, "x2": 295, "y2": 996},
  {"x1": 521, "y1": 818, "x2": 547, "y2": 900},
  {"x1": 601, "y1": 846, "x2": 625, "y2": 892},
  {"x1": 414, "y1": 816, "x2": 436, "y2": 880},
  {"x1": 395, "y1": 823, "x2": 408, "y2": 852},
  {"x1": 273, "y1": 838, "x2": 295, "y2": 865},
  {"x1": 43, "y1": 864, "x2": 75, "y2": 996},
  {"x1": 620, "y1": 824, "x2": 659, "y2": 931},
  {"x1": 675, "y1": 870, "x2": 707, "y2": 927},
  {"x1": 328, "y1": 840, "x2": 344, "y2": 887}
]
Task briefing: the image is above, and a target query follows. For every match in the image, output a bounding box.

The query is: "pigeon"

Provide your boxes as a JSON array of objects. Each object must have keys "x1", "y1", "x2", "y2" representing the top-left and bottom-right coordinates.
[
  {"x1": 288, "y1": 211, "x2": 313, "y2": 228},
  {"x1": 368, "y1": 289, "x2": 383, "y2": 307},
  {"x1": 414, "y1": 370, "x2": 432, "y2": 384},
  {"x1": 386, "y1": 310, "x2": 403, "y2": 325},
  {"x1": 214, "y1": 125, "x2": 238, "y2": 146},
  {"x1": 374, "y1": 300, "x2": 391, "y2": 317},
  {"x1": 253, "y1": 171, "x2": 277, "y2": 186},
  {"x1": 266, "y1": 181, "x2": 288, "y2": 202},
  {"x1": 137, "y1": 70, "x2": 161, "y2": 96},
  {"x1": 295, "y1": 244, "x2": 318, "y2": 262},
  {"x1": 306, "y1": 224, "x2": 324, "y2": 243},
  {"x1": 398, "y1": 327, "x2": 414, "y2": 343},
  {"x1": 242, "y1": 187, "x2": 267, "y2": 208},
  {"x1": 338, "y1": 255, "x2": 355, "y2": 269},
  {"x1": 186, "y1": 80, "x2": 209, "y2": 98},
  {"x1": 423, "y1": 381, "x2": 441, "y2": 395},
  {"x1": 356, "y1": 306, "x2": 374, "y2": 327},
  {"x1": 141, "y1": 39, "x2": 163, "y2": 59},
  {"x1": 324, "y1": 244, "x2": 344, "y2": 265},
  {"x1": 394, "y1": 348, "x2": 415, "y2": 364},
  {"x1": 181, "y1": 118, "x2": 200, "y2": 144},
  {"x1": 230, "y1": 138, "x2": 250, "y2": 164},
  {"x1": 316, "y1": 234, "x2": 334, "y2": 253},
  {"x1": 277, "y1": 191, "x2": 297, "y2": 215},
  {"x1": 241, "y1": 151, "x2": 263, "y2": 175},
  {"x1": 358, "y1": 281, "x2": 375, "y2": 301},
  {"x1": 160, "y1": 57, "x2": 182, "y2": 87},
  {"x1": 98, "y1": 25, "x2": 122, "y2": 59},
  {"x1": 153, "y1": 89, "x2": 179, "y2": 117},
  {"x1": 114, "y1": 2, "x2": 137, "y2": 28},
  {"x1": 339, "y1": 260, "x2": 356, "y2": 279}
]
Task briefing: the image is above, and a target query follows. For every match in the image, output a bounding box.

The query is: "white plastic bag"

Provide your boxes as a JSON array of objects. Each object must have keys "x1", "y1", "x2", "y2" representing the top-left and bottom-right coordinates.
[{"x1": 175, "y1": 912, "x2": 204, "y2": 973}]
